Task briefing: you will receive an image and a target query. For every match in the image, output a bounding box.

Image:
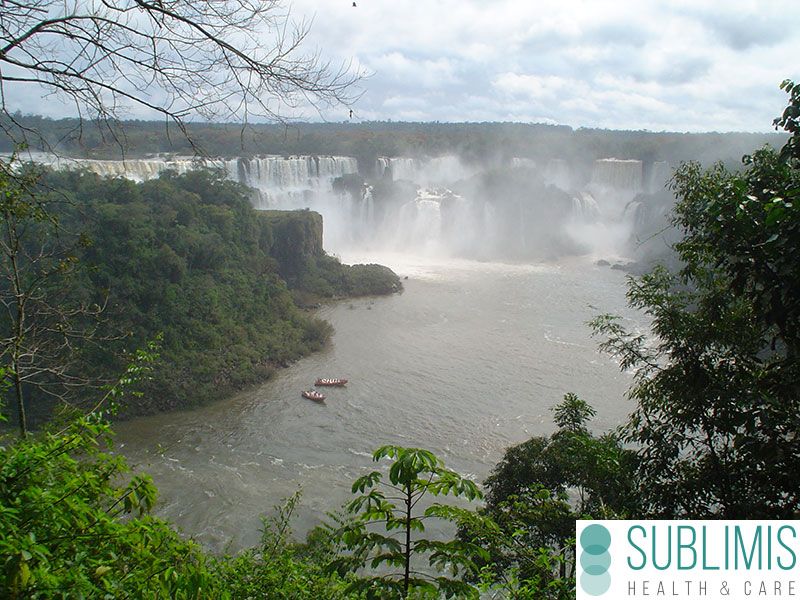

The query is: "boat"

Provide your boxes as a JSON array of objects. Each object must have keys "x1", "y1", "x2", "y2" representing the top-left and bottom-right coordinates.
[
  {"x1": 302, "y1": 390, "x2": 326, "y2": 401},
  {"x1": 315, "y1": 378, "x2": 348, "y2": 387}
]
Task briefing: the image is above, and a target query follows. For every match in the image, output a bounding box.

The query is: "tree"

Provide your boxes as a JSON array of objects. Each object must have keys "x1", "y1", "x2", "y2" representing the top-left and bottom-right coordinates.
[
  {"x1": 0, "y1": 346, "x2": 223, "y2": 598},
  {"x1": 329, "y1": 445, "x2": 484, "y2": 599},
  {"x1": 218, "y1": 491, "x2": 357, "y2": 599},
  {"x1": 0, "y1": 159, "x2": 114, "y2": 435},
  {"x1": 459, "y1": 395, "x2": 636, "y2": 597},
  {"x1": 590, "y1": 80, "x2": 800, "y2": 518},
  {"x1": 0, "y1": 0, "x2": 360, "y2": 148},
  {"x1": 484, "y1": 394, "x2": 637, "y2": 521}
]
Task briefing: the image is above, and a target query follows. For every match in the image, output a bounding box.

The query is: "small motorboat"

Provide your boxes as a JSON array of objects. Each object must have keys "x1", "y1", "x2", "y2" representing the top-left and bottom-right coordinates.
[
  {"x1": 302, "y1": 390, "x2": 326, "y2": 401},
  {"x1": 315, "y1": 378, "x2": 348, "y2": 387}
]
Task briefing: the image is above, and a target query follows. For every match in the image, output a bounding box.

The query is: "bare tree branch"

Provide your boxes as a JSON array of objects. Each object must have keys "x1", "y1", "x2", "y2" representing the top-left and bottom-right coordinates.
[{"x1": 0, "y1": 0, "x2": 363, "y2": 152}]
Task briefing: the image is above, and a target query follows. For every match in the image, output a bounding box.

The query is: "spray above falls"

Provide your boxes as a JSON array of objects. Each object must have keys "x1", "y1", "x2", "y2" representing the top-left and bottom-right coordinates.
[{"x1": 19, "y1": 151, "x2": 675, "y2": 262}]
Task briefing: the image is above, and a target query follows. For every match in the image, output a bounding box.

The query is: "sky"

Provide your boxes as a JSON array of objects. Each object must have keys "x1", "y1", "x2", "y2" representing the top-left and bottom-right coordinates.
[
  {"x1": 7, "y1": 0, "x2": 799, "y2": 133},
  {"x1": 286, "y1": 0, "x2": 800, "y2": 132}
]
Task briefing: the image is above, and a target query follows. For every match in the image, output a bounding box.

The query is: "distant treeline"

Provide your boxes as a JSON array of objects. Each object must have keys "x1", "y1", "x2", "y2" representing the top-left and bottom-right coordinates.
[
  {"x1": 2, "y1": 113, "x2": 786, "y2": 173},
  {"x1": 8, "y1": 168, "x2": 399, "y2": 421}
]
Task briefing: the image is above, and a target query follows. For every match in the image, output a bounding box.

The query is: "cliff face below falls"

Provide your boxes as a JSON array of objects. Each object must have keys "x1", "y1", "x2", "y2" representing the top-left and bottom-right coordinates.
[
  {"x1": 261, "y1": 208, "x2": 402, "y2": 299},
  {"x1": 261, "y1": 209, "x2": 324, "y2": 283}
]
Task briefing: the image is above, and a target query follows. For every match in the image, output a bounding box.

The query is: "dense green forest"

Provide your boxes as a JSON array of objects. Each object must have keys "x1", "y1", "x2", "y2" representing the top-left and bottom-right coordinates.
[{"x1": 1, "y1": 81, "x2": 799, "y2": 598}]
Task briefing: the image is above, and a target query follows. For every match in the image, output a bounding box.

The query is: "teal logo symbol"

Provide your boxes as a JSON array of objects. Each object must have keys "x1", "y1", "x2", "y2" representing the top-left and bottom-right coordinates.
[{"x1": 580, "y1": 524, "x2": 611, "y2": 596}]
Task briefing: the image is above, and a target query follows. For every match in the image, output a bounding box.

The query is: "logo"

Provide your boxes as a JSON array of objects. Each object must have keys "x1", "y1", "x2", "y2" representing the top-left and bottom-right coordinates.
[
  {"x1": 579, "y1": 523, "x2": 612, "y2": 596},
  {"x1": 577, "y1": 520, "x2": 800, "y2": 599}
]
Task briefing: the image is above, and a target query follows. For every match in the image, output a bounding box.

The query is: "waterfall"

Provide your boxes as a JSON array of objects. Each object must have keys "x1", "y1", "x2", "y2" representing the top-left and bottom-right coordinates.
[
  {"x1": 359, "y1": 185, "x2": 375, "y2": 227},
  {"x1": 20, "y1": 152, "x2": 358, "y2": 208},
  {"x1": 375, "y1": 155, "x2": 474, "y2": 185},
  {"x1": 8, "y1": 152, "x2": 225, "y2": 182},
  {"x1": 9, "y1": 150, "x2": 673, "y2": 261},
  {"x1": 396, "y1": 190, "x2": 444, "y2": 253},
  {"x1": 622, "y1": 200, "x2": 646, "y2": 227},
  {"x1": 22, "y1": 152, "x2": 359, "y2": 192},
  {"x1": 230, "y1": 155, "x2": 358, "y2": 247},
  {"x1": 590, "y1": 159, "x2": 643, "y2": 191},
  {"x1": 571, "y1": 192, "x2": 601, "y2": 220},
  {"x1": 385, "y1": 187, "x2": 485, "y2": 256},
  {"x1": 645, "y1": 161, "x2": 671, "y2": 193},
  {"x1": 235, "y1": 155, "x2": 358, "y2": 208},
  {"x1": 376, "y1": 157, "x2": 418, "y2": 181}
]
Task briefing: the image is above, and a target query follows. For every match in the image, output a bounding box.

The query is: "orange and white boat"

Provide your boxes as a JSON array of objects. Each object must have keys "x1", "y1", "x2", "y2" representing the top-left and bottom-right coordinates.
[{"x1": 302, "y1": 389, "x2": 326, "y2": 401}]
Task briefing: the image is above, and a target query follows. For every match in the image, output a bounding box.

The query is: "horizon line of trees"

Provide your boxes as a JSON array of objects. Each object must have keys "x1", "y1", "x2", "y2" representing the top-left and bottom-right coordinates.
[{"x1": 0, "y1": 112, "x2": 785, "y2": 174}]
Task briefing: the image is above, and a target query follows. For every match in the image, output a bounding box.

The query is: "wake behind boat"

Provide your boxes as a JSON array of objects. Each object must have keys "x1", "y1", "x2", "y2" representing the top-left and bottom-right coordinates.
[
  {"x1": 315, "y1": 378, "x2": 348, "y2": 387},
  {"x1": 302, "y1": 390, "x2": 326, "y2": 401}
]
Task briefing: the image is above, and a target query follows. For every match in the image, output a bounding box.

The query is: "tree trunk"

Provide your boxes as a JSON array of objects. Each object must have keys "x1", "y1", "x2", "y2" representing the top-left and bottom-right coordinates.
[
  {"x1": 404, "y1": 483, "x2": 411, "y2": 598},
  {"x1": 10, "y1": 241, "x2": 26, "y2": 437},
  {"x1": 14, "y1": 366, "x2": 26, "y2": 437}
]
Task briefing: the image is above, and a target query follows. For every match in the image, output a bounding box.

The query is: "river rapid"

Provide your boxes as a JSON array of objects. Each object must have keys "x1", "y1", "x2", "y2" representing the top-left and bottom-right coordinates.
[{"x1": 114, "y1": 253, "x2": 641, "y2": 551}]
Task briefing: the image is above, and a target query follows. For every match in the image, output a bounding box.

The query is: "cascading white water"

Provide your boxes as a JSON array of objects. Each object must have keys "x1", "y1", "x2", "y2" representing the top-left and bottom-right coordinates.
[
  {"x1": 374, "y1": 186, "x2": 496, "y2": 258},
  {"x1": 360, "y1": 185, "x2": 375, "y2": 226},
  {"x1": 240, "y1": 156, "x2": 358, "y2": 209},
  {"x1": 16, "y1": 151, "x2": 358, "y2": 212},
  {"x1": 238, "y1": 156, "x2": 356, "y2": 191},
  {"x1": 591, "y1": 159, "x2": 643, "y2": 191},
  {"x1": 13, "y1": 152, "x2": 357, "y2": 187},
  {"x1": 571, "y1": 192, "x2": 601, "y2": 220},
  {"x1": 375, "y1": 155, "x2": 475, "y2": 185},
  {"x1": 66, "y1": 157, "x2": 205, "y2": 181},
  {"x1": 376, "y1": 157, "x2": 418, "y2": 181},
  {"x1": 560, "y1": 160, "x2": 648, "y2": 259},
  {"x1": 623, "y1": 200, "x2": 647, "y2": 228},
  {"x1": 396, "y1": 191, "x2": 445, "y2": 253},
  {"x1": 8, "y1": 151, "x2": 224, "y2": 182},
  {"x1": 13, "y1": 150, "x2": 673, "y2": 261},
  {"x1": 646, "y1": 161, "x2": 671, "y2": 193}
]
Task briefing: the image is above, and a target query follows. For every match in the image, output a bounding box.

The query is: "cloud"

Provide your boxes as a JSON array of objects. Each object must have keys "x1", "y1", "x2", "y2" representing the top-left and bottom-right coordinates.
[
  {"x1": 678, "y1": 4, "x2": 794, "y2": 51},
  {"x1": 6, "y1": 0, "x2": 800, "y2": 132},
  {"x1": 367, "y1": 53, "x2": 462, "y2": 89},
  {"x1": 492, "y1": 74, "x2": 571, "y2": 100}
]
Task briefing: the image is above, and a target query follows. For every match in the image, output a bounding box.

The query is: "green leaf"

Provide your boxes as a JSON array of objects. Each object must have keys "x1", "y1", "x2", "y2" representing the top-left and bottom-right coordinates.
[{"x1": 95, "y1": 565, "x2": 112, "y2": 577}]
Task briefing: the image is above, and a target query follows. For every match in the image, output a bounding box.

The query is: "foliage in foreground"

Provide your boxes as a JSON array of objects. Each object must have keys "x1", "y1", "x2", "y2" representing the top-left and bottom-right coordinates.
[
  {"x1": 216, "y1": 491, "x2": 358, "y2": 599},
  {"x1": 0, "y1": 415, "x2": 219, "y2": 598},
  {"x1": 329, "y1": 445, "x2": 484, "y2": 599},
  {"x1": 591, "y1": 79, "x2": 800, "y2": 518},
  {"x1": 0, "y1": 414, "x2": 362, "y2": 599},
  {"x1": 456, "y1": 394, "x2": 634, "y2": 599}
]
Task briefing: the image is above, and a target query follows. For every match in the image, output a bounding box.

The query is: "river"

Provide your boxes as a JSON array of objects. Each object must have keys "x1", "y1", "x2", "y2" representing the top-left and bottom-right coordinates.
[{"x1": 114, "y1": 253, "x2": 641, "y2": 551}]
